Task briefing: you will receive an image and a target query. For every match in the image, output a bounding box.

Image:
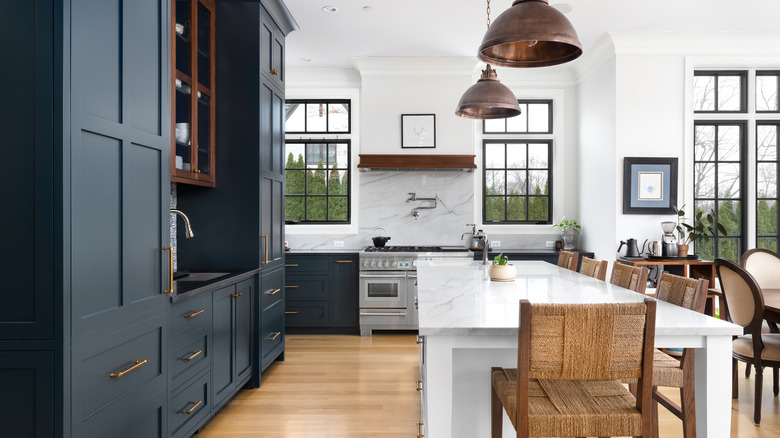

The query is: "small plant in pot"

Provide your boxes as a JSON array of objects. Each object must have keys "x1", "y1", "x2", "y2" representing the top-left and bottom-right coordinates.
[
  {"x1": 552, "y1": 217, "x2": 581, "y2": 250},
  {"x1": 674, "y1": 205, "x2": 727, "y2": 257},
  {"x1": 488, "y1": 253, "x2": 516, "y2": 281}
]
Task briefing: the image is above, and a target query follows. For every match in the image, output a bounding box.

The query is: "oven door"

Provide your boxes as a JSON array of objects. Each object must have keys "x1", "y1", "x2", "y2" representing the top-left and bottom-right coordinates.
[{"x1": 359, "y1": 272, "x2": 407, "y2": 309}]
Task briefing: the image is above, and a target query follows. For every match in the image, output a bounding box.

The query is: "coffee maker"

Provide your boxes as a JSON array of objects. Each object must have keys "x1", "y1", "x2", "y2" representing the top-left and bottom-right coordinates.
[{"x1": 661, "y1": 221, "x2": 678, "y2": 257}]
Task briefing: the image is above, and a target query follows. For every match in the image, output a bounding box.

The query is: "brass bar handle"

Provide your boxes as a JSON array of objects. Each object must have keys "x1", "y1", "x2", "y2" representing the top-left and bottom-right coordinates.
[
  {"x1": 265, "y1": 332, "x2": 281, "y2": 341},
  {"x1": 416, "y1": 380, "x2": 423, "y2": 391},
  {"x1": 182, "y1": 350, "x2": 203, "y2": 361},
  {"x1": 179, "y1": 400, "x2": 203, "y2": 415},
  {"x1": 285, "y1": 285, "x2": 299, "y2": 289},
  {"x1": 232, "y1": 292, "x2": 243, "y2": 298},
  {"x1": 261, "y1": 235, "x2": 269, "y2": 264},
  {"x1": 109, "y1": 359, "x2": 148, "y2": 378},
  {"x1": 416, "y1": 336, "x2": 424, "y2": 345},
  {"x1": 184, "y1": 309, "x2": 205, "y2": 318},
  {"x1": 163, "y1": 247, "x2": 173, "y2": 293},
  {"x1": 335, "y1": 260, "x2": 353, "y2": 263},
  {"x1": 285, "y1": 263, "x2": 299, "y2": 267},
  {"x1": 285, "y1": 311, "x2": 300, "y2": 315},
  {"x1": 265, "y1": 288, "x2": 281, "y2": 295},
  {"x1": 270, "y1": 69, "x2": 278, "y2": 75},
  {"x1": 417, "y1": 422, "x2": 424, "y2": 438}
]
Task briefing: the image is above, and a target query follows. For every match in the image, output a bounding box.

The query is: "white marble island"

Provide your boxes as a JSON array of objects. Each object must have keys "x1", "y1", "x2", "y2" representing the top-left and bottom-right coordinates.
[{"x1": 416, "y1": 260, "x2": 741, "y2": 438}]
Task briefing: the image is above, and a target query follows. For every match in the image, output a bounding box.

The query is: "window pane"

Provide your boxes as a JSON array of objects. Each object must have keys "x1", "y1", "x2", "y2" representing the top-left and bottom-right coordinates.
[
  {"x1": 528, "y1": 196, "x2": 549, "y2": 221},
  {"x1": 695, "y1": 200, "x2": 715, "y2": 221},
  {"x1": 694, "y1": 238, "x2": 715, "y2": 262},
  {"x1": 306, "y1": 103, "x2": 327, "y2": 131},
  {"x1": 306, "y1": 170, "x2": 327, "y2": 194},
  {"x1": 529, "y1": 171, "x2": 549, "y2": 195},
  {"x1": 285, "y1": 103, "x2": 305, "y2": 131},
  {"x1": 506, "y1": 104, "x2": 528, "y2": 132},
  {"x1": 306, "y1": 143, "x2": 327, "y2": 167},
  {"x1": 328, "y1": 103, "x2": 350, "y2": 132},
  {"x1": 718, "y1": 76, "x2": 742, "y2": 111},
  {"x1": 527, "y1": 103, "x2": 550, "y2": 132},
  {"x1": 507, "y1": 197, "x2": 527, "y2": 221},
  {"x1": 285, "y1": 197, "x2": 304, "y2": 222},
  {"x1": 485, "y1": 197, "x2": 505, "y2": 221},
  {"x1": 327, "y1": 170, "x2": 348, "y2": 195},
  {"x1": 484, "y1": 118, "x2": 505, "y2": 133},
  {"x1": 717, "y1": 163, "x2": 740, "y2": 198},
  {"x1": 757, "y1": 74, "x2": 779, "y2": 112},
  {"x1": 758, "y1": 237, "x2": 777, "y2": 251},
  {"x1": 693, "y1": 75, "x2": 715, "y2": 111},
  {"x1": 757, "y1": 200, "x2": 777, "y2": 234},
  {"x1": 757, "y1": 163, "x2": 777, "y2": 198},
  {"x1": 485, "y1": 171, "x2": 505, "y2": 195},
  {"x1": 285, "y1": 144, "x2": 305, "y2": 168},
  {"x1": 758, "y1": 125, "x2": 778, "y2": 161},
  {"x1": 718, "y1": 125, "x2": 741, "y2": 161},
  {"x1": 485, "y1": 144, "x2": 505, "y2": 169},
  {"x1": 717, "y1": 200, "x2": 741, "y2": 235},
  {"x1": 716, "y1": 238, "x2": 740, "y2": 262},
  {"x1": 328, "y1": 143, "x2": 349, "y2": 168},
  {"x1": 694, "y1": 163, "x2": 715, "y2": 198},
  {"x1": 285, "y1": 170, "x2": 305, "y2": 194},
  {"x1": 507, "y1": 171, "x2": 527, "y2": 195},
  {"x1": 506, "y1": 143, "x2": 526, "y2": 168},
  {"x1": 328, "y1": 197, "x2": 348, "y2": 221},
  {"x1": 307, "y1": 197, "x2": 326, "y2": 221},
  {"x1": 528, "y1": 144, "x2": 548, "y2": 168},
  {"x1": 694, "y1": 125, "x2": 715, "y2": 161}
]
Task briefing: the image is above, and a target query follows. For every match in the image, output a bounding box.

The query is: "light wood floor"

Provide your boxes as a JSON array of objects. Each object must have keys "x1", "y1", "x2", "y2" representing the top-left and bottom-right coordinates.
[{"x1": 198, "y1": 334, "x2": 780, "y2": 437}]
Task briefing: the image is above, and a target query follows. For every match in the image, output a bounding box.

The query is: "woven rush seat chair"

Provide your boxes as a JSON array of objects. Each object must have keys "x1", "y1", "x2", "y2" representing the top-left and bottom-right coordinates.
[
  {"x1": 610, "y1": 263, "x2": 649, "y2": 294},
  {"x1": 579, "y1": 256, "x2": 608, "y2": 281},
  {"x1": 715, "y1": 258, "x2": 780, "y2": 425},
  {"x1": 556, "y1": 250, "x2": 578, "y2": 271},
  {"x1": 490, "y1": 299, "x2": 656, "y2": 438}
]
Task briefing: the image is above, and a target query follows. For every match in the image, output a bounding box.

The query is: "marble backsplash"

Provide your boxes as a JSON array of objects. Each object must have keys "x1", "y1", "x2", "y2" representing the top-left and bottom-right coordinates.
[{"x1": 285, "y1": 171, "x2": 562, "y2": 250}]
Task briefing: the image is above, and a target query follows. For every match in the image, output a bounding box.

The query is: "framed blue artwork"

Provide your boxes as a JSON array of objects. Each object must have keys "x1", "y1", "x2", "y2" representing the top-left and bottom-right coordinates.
[{"x1": 623, "y1": 157, "x2": 678, "y2": 214}]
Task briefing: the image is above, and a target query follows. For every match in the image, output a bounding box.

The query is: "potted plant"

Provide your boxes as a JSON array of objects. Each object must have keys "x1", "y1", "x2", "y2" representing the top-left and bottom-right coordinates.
[
  {"x1": 674, "y1": 205, "x2": 727, "y2": 257},
  {"x1": 553, "y1": 216, "x2": 581, "y2": 250},
  {"x1": 488, "y1": 253, "x2": 516, "y2": 281}
]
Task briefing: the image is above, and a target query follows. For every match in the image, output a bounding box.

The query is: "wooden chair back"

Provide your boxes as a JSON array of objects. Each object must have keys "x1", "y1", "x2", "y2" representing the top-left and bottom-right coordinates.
[
  {"x1": 557, "y1": 250, "x2": 579, "y2": 271},
  {"x1": 579, "y1": 257, "x2": 608, "y2": 281},
  {"x1": 741, "y1": 248, "x2": 780, "y2": 289},
  {"x1": 610, "y1": 263, "x2": 649, "y2": 294}
]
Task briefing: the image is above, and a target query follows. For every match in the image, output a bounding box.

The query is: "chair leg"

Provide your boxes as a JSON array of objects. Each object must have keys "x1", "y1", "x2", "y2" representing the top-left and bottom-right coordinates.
[
  {"x1": 732, "y1": 358, "x2": 739, "y2": 399},
  {"x1": 649, "y1": 389, "x2": 659, "y2": 438},
  {"x1": 680, "y1": 386, "x2": 696, "y2": 438},
  {"x1": 774, "y1": 367, "x2": 779, "y2": 397},
  {"x1": 490, "y1": 369, "x2": 503, "y2": 438},
  {"x1": 754, "y1": 366, "x2": 763, "y2": 425},
  {"x1": 745, "y1": 363, "x2": 752, "y2": 378}
]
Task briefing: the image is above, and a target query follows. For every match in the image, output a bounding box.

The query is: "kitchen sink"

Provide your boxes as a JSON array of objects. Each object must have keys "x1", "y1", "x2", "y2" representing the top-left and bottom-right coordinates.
[{"x1": 174, "y1": 272, "x2": 231, "y2": 282}]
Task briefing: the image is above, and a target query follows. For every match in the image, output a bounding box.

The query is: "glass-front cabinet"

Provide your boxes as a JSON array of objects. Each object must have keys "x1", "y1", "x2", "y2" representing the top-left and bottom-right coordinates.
[{"x1": 172, "y1": 0, "x2": 216, "y2": 186}]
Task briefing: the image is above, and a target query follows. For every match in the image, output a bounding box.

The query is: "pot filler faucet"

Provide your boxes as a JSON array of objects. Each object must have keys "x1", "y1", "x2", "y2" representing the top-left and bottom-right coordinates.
[
  {"x1": 407, "y1": 192, "x2": 437, "y2": 220},
  {"x1": 171, "y1": 209, "x2": 195, "y2": 238}
]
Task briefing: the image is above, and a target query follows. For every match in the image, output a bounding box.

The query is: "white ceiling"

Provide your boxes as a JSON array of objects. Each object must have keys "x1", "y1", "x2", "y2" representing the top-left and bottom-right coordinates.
[{"x1": 284, "y1": 0, "x2": 780, "y2": 70}]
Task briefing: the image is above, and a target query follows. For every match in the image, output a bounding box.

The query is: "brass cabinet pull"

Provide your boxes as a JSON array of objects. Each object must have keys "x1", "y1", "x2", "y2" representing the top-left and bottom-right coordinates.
[
  {"x1": 285, "y1": 285, "x2": 299, "y2": 289},
  {"x1": 285, "y1": 311, "x2": 300, "y2": 315},
  {"x1": 179, "y1": 400, "x2": 203, "y2": 414},
  {"x1": 261, "y1": 235, "x2": 269, "y2": 264},
  {"x1": 335, "y1": 260, "x2": 353, "y2": 263},
  {"x1": 163, "y1": 247, "x2": 173, "y2": 293},
  {"x1": 416, "y1": 380, "x2": 423, "y2": 391},
  {"x1": 265, "y1": 288, "x2": 281, "y2": 295},
  {"x1": 269, "y1": 69, "x2": 278, "y2": 75},
  {"x1": 193, "y1": 169, "x2": 201, "y2": 173},
  {"x1": 231, "y1": 292, "x2": 243, "y2": 298},
  {"x1": 285, "y1": 263, "x2": 299, "y2": 267},
  {"x1": 265, "y1": 332, "x2": 281, "y2": 341},
  {"x1": 416, "y1": 422, "x2": 424, "y2": 438},
  {"x1": 416, "y1": 336, "x2": 424, "y2": 345},
  {"x1": 184, "y1": 309, "x2": 205, "y2": 318},
  {"x1": 182, "y1": 350, "x2": 203, "y2": 361},
  {"x1": 109, "y1": 359, "x2": 148, "y2": 378}
]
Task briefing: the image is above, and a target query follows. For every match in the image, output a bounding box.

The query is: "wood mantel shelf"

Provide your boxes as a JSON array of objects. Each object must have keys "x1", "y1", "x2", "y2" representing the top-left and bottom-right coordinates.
[{"x1": 357, "y1": 154, "x2": 476, "y2": 171}]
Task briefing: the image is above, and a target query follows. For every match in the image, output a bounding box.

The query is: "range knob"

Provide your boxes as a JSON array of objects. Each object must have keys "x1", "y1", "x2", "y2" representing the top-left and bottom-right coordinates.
[
  {"x1": 369, "y1": 260, "x2": 375, "y2": 268},
  {"x1": 383, "y1": 260, "x2": 390, "y2": 268},
  {"x1": 361, "y1": 260, "x2": 368, "y2": 268}
]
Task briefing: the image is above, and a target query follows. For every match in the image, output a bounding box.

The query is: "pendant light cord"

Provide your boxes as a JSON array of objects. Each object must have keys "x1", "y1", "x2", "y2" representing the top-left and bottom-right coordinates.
[{"x1": 486, "y1": 0, "x2": 491, "y2": 29}]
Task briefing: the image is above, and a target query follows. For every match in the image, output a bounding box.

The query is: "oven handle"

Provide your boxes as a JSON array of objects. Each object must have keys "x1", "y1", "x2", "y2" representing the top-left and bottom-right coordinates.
[
  {"x1": 359, "y1": 273, "x2": 408, "y2": 279},
  {"x1": 359, "y1": 311, "x2": 407, "y2": 317}
]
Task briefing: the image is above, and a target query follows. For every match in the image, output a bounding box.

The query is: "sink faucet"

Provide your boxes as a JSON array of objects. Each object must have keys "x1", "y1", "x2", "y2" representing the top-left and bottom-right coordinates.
[
  {"x1": 171, "y1": 209, "x2": 195, "y2": 238},
  {"x1": 482, "y1": 235, "x2": 489, "y2": 265}
]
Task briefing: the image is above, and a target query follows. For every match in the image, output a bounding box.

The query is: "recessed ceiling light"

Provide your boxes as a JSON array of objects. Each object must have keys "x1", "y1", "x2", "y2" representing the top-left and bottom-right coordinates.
[
  {"x1": 551, "y1": 3, "x2": 573, "y2": 14},
  {"x1": 300, "y1": 58, "x2": 311, "y2": 62},
  {"x1": 362, "y1": 6, "x2": 373, "y2": 12},
  {"x1": 322, "y1": 6, "x2": 338, "y2": 13}
]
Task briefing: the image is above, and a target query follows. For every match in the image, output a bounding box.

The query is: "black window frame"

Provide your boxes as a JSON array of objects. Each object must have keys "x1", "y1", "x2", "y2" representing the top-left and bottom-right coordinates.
[
  {"x1": 756, "y1": 70, "x2": 780, "y2": 113},
  {"x1": 482, "y1": 139, "x2": 553, "y2": 224},
  {"x1": 285, "y1": 99, "x2": 352, "y2": 134},
  {"x1": 482, "y1": 99, "x2": 553, "y2": 134},
  {"x1": 693, "y1": 70, "x2": 748, "y2": 113},
  {"x1": 756, "y1": 121, "x2": 780, "y2": 251},
  {"x1": 284, "y1": 139, "x2": 351, "y2": 224}
]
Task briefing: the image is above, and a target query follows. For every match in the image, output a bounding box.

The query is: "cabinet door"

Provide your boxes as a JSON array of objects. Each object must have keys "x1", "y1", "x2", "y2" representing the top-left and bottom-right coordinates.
[
  {"x1": 0, "y1": 0, "x2": 54, "y2": 340},
  {"x1": 212, "y1": 285, "x2": 236, "y2": 407},
  {"x1": 69, "y1": 0, "x2": 170, "y2": 337},
  {"x1": 259, "y1": 81, "x2": 285, "y2": 270},
  {"x1": 260, "y1": 11, "x2": 284, "y2": 89},
  {"x1": 0, "y1": 352, "x2": 54, "y2": 438},
  {"x1": 331, "y1": 256, "x2": 359, "y2": 327},
  {"x1": 234, "y1": 278, "x2": 254, "y2": 384}
]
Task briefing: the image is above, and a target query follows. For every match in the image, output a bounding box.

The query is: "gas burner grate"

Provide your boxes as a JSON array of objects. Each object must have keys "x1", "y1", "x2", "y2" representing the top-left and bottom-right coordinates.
[{"x1": 363, "y1": 246, "x2": 443, "y2": 253}]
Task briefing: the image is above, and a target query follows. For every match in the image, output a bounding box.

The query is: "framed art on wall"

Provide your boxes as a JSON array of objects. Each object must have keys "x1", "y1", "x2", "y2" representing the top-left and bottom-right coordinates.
[
  {"x1": 401, "y1": 114, "x2": 436, "y2": 148},
  {"x1": 623, "y1": 157, "x2": 678, "y2": 214}
]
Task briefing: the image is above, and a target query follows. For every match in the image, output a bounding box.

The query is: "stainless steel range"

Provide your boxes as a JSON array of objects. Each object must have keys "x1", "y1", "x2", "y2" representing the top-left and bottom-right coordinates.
[{"x1": 359, "y1": 246, "x2": 472, "y2": 336}]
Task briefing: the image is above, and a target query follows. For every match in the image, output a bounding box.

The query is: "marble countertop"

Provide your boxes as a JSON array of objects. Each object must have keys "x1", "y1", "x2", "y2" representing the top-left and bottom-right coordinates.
[{"x1": 416, "y1": 260, "x2": 741, "y2": 337}]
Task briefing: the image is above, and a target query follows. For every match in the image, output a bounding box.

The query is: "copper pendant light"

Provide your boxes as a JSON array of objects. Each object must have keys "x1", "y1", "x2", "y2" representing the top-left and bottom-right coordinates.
[
  {"x1": 455, "y1": 65, "x2": 521, "y2": 119},
  {"x1": 478, "y1": 0, "x2": 582, "y2": 68},
  {"x1": 456, "y1": 0, "x2": 521, "y2": 120}
]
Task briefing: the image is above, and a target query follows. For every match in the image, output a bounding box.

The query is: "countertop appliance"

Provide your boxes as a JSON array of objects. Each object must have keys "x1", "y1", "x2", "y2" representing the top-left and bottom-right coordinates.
[
  {"x1": 661, "y1": 221, "x2": 678, "y2": 257},
  {"x1": 358, "y1": 246, "x2": 471, "y2": 336},
  {"x1": 617, "y1": 238, "x2": 641, "y2": 258}
]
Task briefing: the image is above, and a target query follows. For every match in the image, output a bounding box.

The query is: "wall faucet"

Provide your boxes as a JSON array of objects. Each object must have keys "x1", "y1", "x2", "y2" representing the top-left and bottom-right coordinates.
[{"x1": 171, "y1": 209, "x2": 195, "y2": 238}]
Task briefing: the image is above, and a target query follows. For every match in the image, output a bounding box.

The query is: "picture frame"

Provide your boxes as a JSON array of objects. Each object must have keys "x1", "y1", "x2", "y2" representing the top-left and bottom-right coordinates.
[
  {"x1": 401, "y1": 114, "x2": 436, "y2": 148},
  {"x1": 623, "y1": 157, "x2": 678, "y2": 214}
]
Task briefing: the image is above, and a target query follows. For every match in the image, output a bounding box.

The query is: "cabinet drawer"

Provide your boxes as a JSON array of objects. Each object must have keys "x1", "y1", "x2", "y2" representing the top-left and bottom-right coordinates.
[
  {"x1": 285, "y1": 301, "x2": 330, "y2": 327},
  {"x1": 285, "y1": 256, "x2": 329, "y2": 274},
  {"x1": 261, "y1": 309, "x2": 285, "y2": 364},
  {"x1": 285, "y1": 276, "x2": 328, "y2": 300},
  {"x1": 261, "y1": 271, "x2": 284, "y2": 311},
  {"x1": 169, "y1": 332, "x2": 209, "y2": 391},
  {"x1": 80, "y1": 385, "x2": 166, "y2": 438},
  {"x1": 170, "y1": 291, "x2": 212, "y2": 341},
  {"x1": 72, "y1": 321, "x2": 163, "y2": 423},
  {"x1": 169, "y1": 370, "x2": 210, "y2": 438}
]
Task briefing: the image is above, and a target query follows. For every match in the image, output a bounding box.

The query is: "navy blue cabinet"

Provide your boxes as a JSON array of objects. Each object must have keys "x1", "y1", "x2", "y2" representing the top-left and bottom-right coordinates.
[
  {"x1": 212, "y1": 278, "x2": 254, "y2": 410},
  {"x1": 259, "y1": 266, "x2": 285, "y2": 372},
  {"x1": 0, "y1": 351, "x2": 54, "y2": 438}
]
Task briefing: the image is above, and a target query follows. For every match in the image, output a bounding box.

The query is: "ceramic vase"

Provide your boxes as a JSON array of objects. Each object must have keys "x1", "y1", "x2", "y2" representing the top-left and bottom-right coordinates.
[
  {"x1": 677, "y1": 244, "x2": 689, "y2": 257},
  {"x1": 561, "y1": 229, "x2": 577, "y2": 250}
]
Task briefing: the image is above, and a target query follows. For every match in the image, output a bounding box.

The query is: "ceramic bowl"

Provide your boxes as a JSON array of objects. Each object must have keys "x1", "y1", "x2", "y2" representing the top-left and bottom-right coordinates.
[{"x1": 175, "y1": 123, "x2": 190, "y2": 144}]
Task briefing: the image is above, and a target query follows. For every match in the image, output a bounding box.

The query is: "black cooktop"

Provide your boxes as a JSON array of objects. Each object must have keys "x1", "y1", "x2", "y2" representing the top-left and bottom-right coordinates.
[{"x1": 363, "y1": 246, "x2": 467, "y2": 253}]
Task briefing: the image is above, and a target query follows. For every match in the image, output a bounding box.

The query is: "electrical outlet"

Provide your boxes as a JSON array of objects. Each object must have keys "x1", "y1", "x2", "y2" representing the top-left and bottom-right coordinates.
[
  {"x1": 492, "y1": 240, "x2": 501, "y2": 247},
  {"x1": 546, "y1": 241, "x2": 555, "y2": 248},
  {"x1": 334, "y1": 240, "x2": 344, "y2": 247}
]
